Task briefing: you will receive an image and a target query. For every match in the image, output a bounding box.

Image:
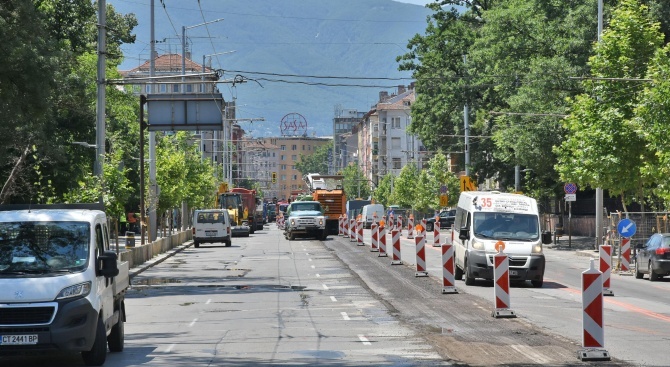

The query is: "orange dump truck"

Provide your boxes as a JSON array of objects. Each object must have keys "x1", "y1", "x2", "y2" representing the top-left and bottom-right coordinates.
[{"x1": 304, "y1": 174, "x2": 346, "y2": 235}]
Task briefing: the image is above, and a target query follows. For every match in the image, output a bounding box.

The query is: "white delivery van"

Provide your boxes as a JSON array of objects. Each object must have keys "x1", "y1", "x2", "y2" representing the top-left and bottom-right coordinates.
[
  {"x1": 192, "y1": 209, "x2": 232, "y2": 248},
  {"x1": 361, "y1": 204, "x2": 384, "y2": 229},
  {"x1": 452, "y1": 191, "x2": 551, "y2": 288},
  {"x1": 0, "y1": 204, "x2": 128, "y2": 366}
]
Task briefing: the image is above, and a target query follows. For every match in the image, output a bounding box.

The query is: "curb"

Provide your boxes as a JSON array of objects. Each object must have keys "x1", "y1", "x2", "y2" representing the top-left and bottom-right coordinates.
[{"x1": 129, "y1": 241, "x2": 194, "y2": 278}]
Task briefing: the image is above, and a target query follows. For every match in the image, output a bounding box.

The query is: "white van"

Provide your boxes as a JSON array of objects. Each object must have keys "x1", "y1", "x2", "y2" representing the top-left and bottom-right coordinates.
[
  {"x1": 361, "y1": 204, "x2": 384, "y2": 229},
  {"x1": 192, "y1": 209, "x2": 232, "y2": 248},
  {"x1": 452, "y1": 191, "x2": 551, "y2": 287}
]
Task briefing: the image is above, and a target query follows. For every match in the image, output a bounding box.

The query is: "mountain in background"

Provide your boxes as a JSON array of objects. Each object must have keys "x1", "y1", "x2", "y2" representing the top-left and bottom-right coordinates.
[{"x1": 111, "y1": 0, "x2": 433, "y2": 137}]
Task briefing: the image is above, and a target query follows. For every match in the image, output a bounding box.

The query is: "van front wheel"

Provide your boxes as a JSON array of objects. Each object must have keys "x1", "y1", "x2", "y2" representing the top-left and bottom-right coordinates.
[
  {"x1": 463, "y1": 259, "x2": 475, "y2": 286},
  {"x1": 454, "y1": 265, "x2": 463, "y2": 280},
  {"x1": 531, "y1": 278, "x2": 543, "y2": 288}
]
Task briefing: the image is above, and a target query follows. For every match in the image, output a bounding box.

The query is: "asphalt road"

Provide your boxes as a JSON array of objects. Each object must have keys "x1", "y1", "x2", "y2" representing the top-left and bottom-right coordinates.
[{"x1": 6, "y1": 224, "x2": 667, "y2": 366}]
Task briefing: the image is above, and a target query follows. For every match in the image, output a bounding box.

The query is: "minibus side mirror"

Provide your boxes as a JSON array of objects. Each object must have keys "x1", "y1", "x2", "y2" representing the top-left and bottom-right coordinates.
[{"x1": 459, "y1": 226, "x2": 470, "y2": 240}]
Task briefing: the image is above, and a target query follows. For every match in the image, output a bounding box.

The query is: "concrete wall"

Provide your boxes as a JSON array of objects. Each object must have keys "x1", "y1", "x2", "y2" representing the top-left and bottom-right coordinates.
[{"x1": 119, "y1": 230, "x2": 192, "y2": 269}]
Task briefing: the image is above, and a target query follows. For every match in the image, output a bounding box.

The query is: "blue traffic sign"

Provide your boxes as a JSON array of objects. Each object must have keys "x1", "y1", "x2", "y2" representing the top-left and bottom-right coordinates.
[
  {"x1": 564, "y1": 183, "x2": 577, "y2": 194},
  {"x1": 617, "y1": 218, "x2": 637, "y2": 238}
]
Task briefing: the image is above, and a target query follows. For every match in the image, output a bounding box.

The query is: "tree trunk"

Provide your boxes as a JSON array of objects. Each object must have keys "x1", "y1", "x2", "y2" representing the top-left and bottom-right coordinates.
[{"x1": 0, "y1": 146, "x2": 31, "y2": 204}]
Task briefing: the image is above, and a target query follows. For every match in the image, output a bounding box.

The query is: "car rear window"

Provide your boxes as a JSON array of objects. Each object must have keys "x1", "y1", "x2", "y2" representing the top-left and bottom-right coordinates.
[{"x1": 197, "y1": 212, "x2": 226, "y2": 224}]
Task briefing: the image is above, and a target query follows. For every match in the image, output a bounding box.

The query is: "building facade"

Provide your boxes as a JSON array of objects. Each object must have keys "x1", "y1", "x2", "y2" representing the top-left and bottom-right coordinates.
[{"x1": 333, "y1": 108, "x2": 366, "y2": 173}]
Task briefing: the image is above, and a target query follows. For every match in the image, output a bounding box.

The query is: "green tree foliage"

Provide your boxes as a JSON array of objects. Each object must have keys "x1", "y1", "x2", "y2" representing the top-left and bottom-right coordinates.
[
  {"x1": 555, "y1": 0, "x2": 663, "y2": 206},
  {"x1": 294, "y1": 141, "x2": 332, "y2": 176},
  {"x1": 427, "y1": 151, "x2": 460, "y2": 207},
  {"x1": 342, "y1": 163, "x2": 370, "y2": 200},
  {"x1": 391, "y1": 163, "x2": 419, "y2": 209},
  {"x1": 373, "y1": 173, "x2": 394, "y2": 207}
]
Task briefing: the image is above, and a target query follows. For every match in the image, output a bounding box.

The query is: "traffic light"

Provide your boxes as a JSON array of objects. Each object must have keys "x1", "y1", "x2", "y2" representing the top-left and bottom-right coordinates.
[{"x1": 272, "y1": 172, "x2": 277, "y2": 183}]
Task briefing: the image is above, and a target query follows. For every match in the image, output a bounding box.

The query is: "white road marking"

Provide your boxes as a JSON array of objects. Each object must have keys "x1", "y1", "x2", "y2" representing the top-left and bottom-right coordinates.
[
  {"x1": 330, "y1": 296, "x2": 337, "y2": 302},
  {"x1": 308, "y1": 258, "x2": 313, "y2": 262},
  {"x1": 311, "y1": 265, "x2": 315, "y2": 269},
  {"x1": 341, "y1": 312, "x2": 350, "y2": 320},
  {"x1": 316, "y1": 273, "x2": 321, "y2": 278},
  {"x1": 165, "y1": 343, "x2": 176, "y2": 353},
  {"x1": 189, "y1": 318, "x2": 198, "y2": 327},
  {"x1": 322, "y1": 283, "x2": 329, "y2": 290},
  {"x1": 206, "y1": 299, "x2": 211, "y2": 305},
  {"x1": 358, "y1": 335, "x2": 372, "y2": 345}
]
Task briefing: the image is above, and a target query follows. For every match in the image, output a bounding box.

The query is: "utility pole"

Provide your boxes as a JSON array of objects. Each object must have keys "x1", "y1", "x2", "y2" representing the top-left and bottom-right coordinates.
[
  {"x1": 595, "y1": 0, "x2": 604, "y2": 248},
  {"x1": 95, "y1": 0, "x2": 106, "y2": 185},
  {"x1": 463, "y1": 55, "x2": 470, "y2": 176}
]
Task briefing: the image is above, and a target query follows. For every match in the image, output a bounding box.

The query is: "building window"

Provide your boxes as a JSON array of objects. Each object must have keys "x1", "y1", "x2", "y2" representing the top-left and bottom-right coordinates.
[
  {"x1": 281, "y1": 175, "x2": 286, "y2": 181},
  {"x1": 392, "y1": 158, "x2": 402, "y2": 169},
  {"x1": 281, "y1": 155, "x2": 285, "y2": 161},
  {"x1": 291, "y1": 155, "x2": 297, "y2": 160},
  {"x1": 392, "y1": 117, "x2": 401, "y2": 129},
  {"x1": 280, "y1": 164, "x2": 287, "y2": 170},
  {"x1": 145, "y1": 85, "x2": 151, "y2": 93},
  {"x1": 302, "y1": 145, "x2": 305, "y2": 150},
  {"x1": 292, "y1": 144, "x2": 297, "y2": 150},
  {"x1": 392, "y1": 137, "x2": 401, "y2": 150},
  {"x1": 173, "y1": 84, "x2": 180, "y2": 93},
  {"x1": 186, "y1": 84, "x2": 193, "y2": 93},
  {"x1": 292, "y1": 174, "x2": 297, "y2": 180},
  {"x1": 281, "y1": 145, "x2": 286, "y2": 151}
]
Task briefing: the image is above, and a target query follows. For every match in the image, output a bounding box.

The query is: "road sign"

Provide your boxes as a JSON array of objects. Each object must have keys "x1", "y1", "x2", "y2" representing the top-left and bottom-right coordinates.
[
  {"x1": 565, "y1": 194, "x2": 576, "y2": 202},
  {"x1": 617, "y1": 218, "x2": 636, "y2": 238},
  {"x1": 440, "y1": 185, "x2": 447, "y2": 194},
  {"x1": 439, "y1": 194, "x2": 449, "y2": 207},
  {"x1": 460, "y1": 176, "x2": 475, "y2": 192},
  {"x1": 564, "y1": 183, "x2": 577, "y2": 194}
]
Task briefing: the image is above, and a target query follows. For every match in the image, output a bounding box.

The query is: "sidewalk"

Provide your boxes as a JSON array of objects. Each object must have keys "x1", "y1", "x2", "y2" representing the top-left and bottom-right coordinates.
[{"x1": 546, "y1": 235, "x2": 599, "y2": 258}]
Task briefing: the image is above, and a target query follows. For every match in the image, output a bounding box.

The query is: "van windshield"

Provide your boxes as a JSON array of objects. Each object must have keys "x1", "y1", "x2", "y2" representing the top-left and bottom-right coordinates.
[
  {"x1": 473, "y1": 213, "x2": 539, "y2": 241},
  {"x1": 0, "y1": 222, "x2": 90, "y2": 275},
  {"x1": 197, "y1": 212, "x2": 226, "y2": 224}
]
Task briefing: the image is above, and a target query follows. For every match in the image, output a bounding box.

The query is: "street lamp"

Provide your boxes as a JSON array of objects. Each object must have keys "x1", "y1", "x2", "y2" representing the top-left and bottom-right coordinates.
[{"x1": 72, "y1": 141, "x2": 97, "y2": 149}]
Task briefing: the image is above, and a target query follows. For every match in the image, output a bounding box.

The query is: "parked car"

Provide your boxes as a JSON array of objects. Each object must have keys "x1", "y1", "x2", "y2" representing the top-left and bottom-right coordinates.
[
  {"x1": 635, "y1": 233, "x2": 670, "y2": 281},
  {"x1": 425, "y1": 209, "x2": 457, "y2": 231}
]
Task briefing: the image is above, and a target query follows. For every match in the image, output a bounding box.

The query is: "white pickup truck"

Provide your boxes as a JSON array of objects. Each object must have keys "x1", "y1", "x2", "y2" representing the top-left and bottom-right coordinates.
[{"x1": 0, "y1": 204, "x2": 129, "y2": 366}]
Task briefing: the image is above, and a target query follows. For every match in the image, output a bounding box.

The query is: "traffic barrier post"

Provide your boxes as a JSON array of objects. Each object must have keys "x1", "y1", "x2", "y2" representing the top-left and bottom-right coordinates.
[
  {"x1": 415, "y1": 229, "x2": 428, "y2": 277},
  {"x1": 492, "y1": 247, "x2": 516, "y2": 318},
  {"x1": 441, "y1": 243, "x2": 458, "y2": 294},
  {"x1": 620, "y1": 238, "x2": 630, "y2": 271},
  {"x1": 599, "y1": 245, "x2": 614, "y2": 296},
  {"x1": 350, "y1": 219, "x2": 356, "y2": 242},
  {"x1": 408, "y1": 216, "x2": 414, "y2": 239},
  {"x1": 433, "y1": 219, "x2": 441, "y2": 247},
  {"x1": 378, "y1": 222, "x2": 387, "y2": 257},
  {"x1": 371, "y1": 222, "x2": 379, "y2": 252},
  {"x1": 578, "y1": 259, "x2": 611, "y2": 361},
  {"x1": 357, "y1": 220, "x2": 364, "y2": 246},
  {"x1": 391, "y1": 229, "x2": 402, "y2": 265}
]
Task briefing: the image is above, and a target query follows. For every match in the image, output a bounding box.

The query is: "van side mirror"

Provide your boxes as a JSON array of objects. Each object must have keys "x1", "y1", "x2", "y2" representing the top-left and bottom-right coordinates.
[
  {"x1": 459, "y1": 226, "x2": 470, "y2": 240},
  {"x1": 542, "y1": 231, "x2": 552, "y2": 245},
  {"x1": 97, "y1": 250, "x2": 119, "y2": 278}
]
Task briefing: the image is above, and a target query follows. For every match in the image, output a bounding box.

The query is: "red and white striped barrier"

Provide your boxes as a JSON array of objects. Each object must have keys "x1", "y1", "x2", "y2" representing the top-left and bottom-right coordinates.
[
  {"x1": 620, "y1": 238, "x2": 631, "y2": 271},
  {"x1": 370, "y1": 223, "x2": 379, "y2": 252},
  {"x1": 599, "y1": 245, "x2": 614, "y2": 296},
  {"x1": 391, "y1": 229, "x2": 402, "y2": 265},
  {"x1": 397, "y1": 216, "x2": 402, "y2": 233},
  {"x1": 389, "y1": 214, "x2": 394, "y2": 229},
  {"x1": 344, "y1": 217, "x2": 349, "y2": 238},
  {"x1": 349, "y1": 219, "x2": 356, "y2": 242},
  {"x1": 433, "y1": 222, "x2": 441, "y2": 247},
  {"x1": 338, "y1": 215, "x2": 343, "y2": 236},
  {"x1": 355, "y1": 220, "x2": 363, "y2": 246},
  {"x1": 441, "y1": 243, "x2": 458, "y2": 294},
  {"x1": 378, "y1": 225, "x2": 387, "y2": 257},
  {"x1": 421, "y1": 219, "x2": 427, "y2": 237},
  {"x1": 492, "y1": 247, "x2": 516, "y2": 318},
  {"x1": 415, "y1": 235, "x2": 428, "y2": 277},
  {"x1": 578, "y1": 259, "x2": 611, "y2": 361},
  {"x1": 407, "y1": 217, "x2": 414, "y2": 239}
]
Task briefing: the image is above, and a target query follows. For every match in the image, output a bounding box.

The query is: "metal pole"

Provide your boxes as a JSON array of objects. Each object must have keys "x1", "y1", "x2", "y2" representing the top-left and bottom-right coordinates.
[
  {"x1": 514, "y1": 165, "x2": 520, "y2": 192},
  {"x1": 139, "y1": 96, "x2": 146, "y2": 246},
  {"x1": 463, "y1": 55, "x2": 470, "y2": 176},
  {"x1": 595, "y1": 0, "x2": 604, "y2": 248},
  {"x1": 95, "y1": 0, "x2": 106, "y2": 181}
]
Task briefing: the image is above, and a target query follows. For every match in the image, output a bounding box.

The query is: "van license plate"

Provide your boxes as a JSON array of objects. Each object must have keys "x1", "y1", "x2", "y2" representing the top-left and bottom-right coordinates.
[
  {"x1": 509, "y1": 270, "x2": 518, "y2": 276},
  {"x1": 205, "y1": 230, "x2": 217, "y2": 237},
  {"x1": 1, "y1": 335, "x2": 38, "y2": 345}
]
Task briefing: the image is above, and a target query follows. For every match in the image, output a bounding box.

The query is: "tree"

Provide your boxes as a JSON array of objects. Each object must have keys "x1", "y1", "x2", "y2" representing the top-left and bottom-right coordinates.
[
  {"x1": 555, "y1": 0, "x2": 663, "y2": 208},
  {"x1": 342, "y1": 163, "x2": 370, "y2": 200},
  {"x1": 373, "y1": 173, "x2": 394, "y2": 207},
  {"x1": 294, "y1": 142, "x2": 332, "y2": 176},
  {"x1": 391, "y1": 163, "x2": 419, "y2": 209},
  {"x1": 427, "y1": 151, "x2": 460, "y2": 207}
]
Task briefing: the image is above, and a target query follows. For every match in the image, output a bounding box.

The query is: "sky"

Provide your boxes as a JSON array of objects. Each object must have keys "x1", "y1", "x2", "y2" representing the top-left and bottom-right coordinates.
[{"x1": 392, "y1": 0, "x2": 434, "y2": 5}]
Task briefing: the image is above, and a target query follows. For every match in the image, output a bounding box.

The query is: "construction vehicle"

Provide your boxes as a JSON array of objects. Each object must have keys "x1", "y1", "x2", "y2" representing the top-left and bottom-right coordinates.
[
  {"x1": 218, "y1": 184, "x2": 254, "y2": 237},
  {"x1": 304, "y1": 173, "x2": 346, "y2": 235}
]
